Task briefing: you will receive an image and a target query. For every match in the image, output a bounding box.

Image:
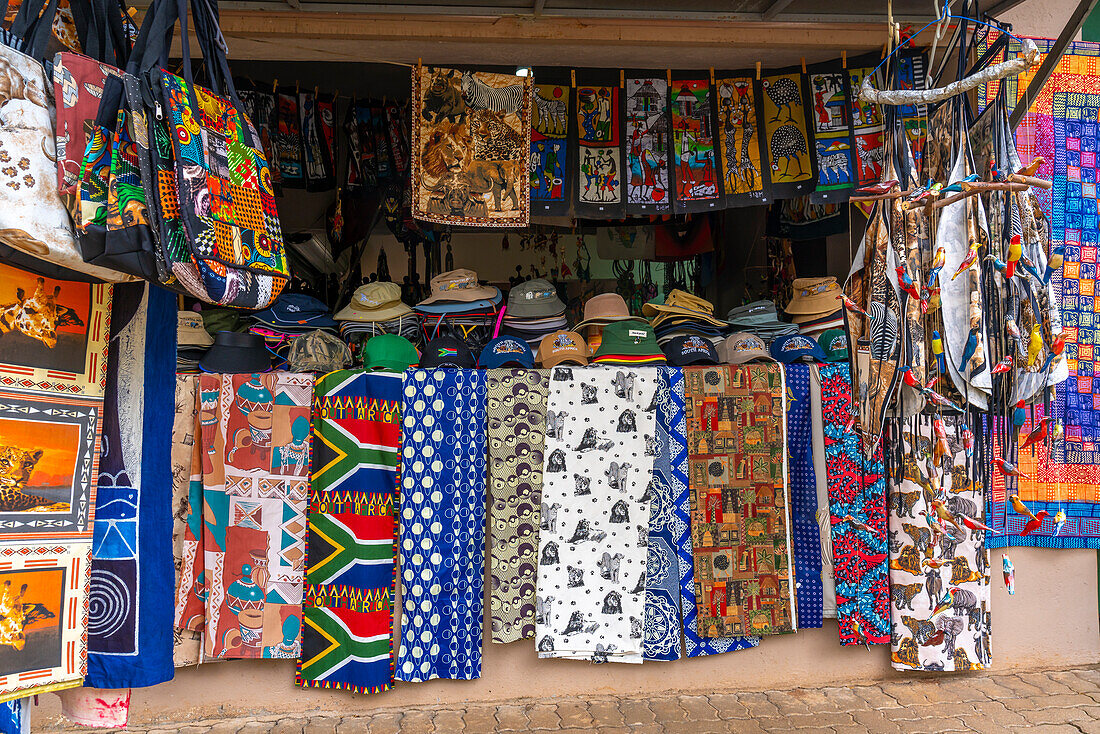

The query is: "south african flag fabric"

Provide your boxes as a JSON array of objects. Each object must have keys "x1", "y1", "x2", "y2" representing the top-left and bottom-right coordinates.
[{"x1": 296, "y1": 370, "x2": 402, "y2": 694}]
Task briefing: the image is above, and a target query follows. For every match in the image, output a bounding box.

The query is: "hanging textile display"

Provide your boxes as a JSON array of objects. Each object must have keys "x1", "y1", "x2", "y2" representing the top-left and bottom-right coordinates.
[
  {"x1": 894, "y1": 49, "x2": 929, "y2": 173},
  {"x1": 715, "y1": 74, "x2": 771, "y2": 207},
  {"x1": 344, "y1": 103, "x2": 378, "y2": 192},
  {"x1": 86, "y1": 283, "x2": 175, "y2": 689},
  {"x1": 0, "y1": 697, "x2": 28, "y2": 733},
  {"x1": 170, "y1": 375, "x2": 203, "y2": 667},
  {"x1": 383, "y1": 102, "x2": 409, "y2": 177},
  {"x1": 669, "y1": 369, "x2": 760, "y2": 657},
  {"x1": 275, "y1": 91, "x2": 305, "y2": 188},
  {"x1": 371, "y1": 103, "x2": 395, "y2": 183},
  {"x1": 848, "y1": 63, "x2": 886, "y2": 187},
  {"x1": 574, "y1": 77, "x2": 626, "y2": 219},
  {"x1": 486, "y1": 369, "x2": 548, "y2": 645},
  {"x1": 298, "y1": 370, "x2": 401, "y2": 694},
  {"x1": 396, "y1": 369, "x2": 487, "y2": 681},
  {"x1": 760, "y1": 69, "x2": 816, "y2": 198},
  {"x1": 625, "y1": 75, "x2": 672, "y2": 216},
  {"x1": 889, "y1": 415, "x2": 990, "y2": 672},
  {"x1": 531, "y1": 83, "x2": 571, "y2": 217},
  {"x1": 0, "y1": 263, "x2": 110, "y2": 702},
  {"x1": 198, "y1": 373, "x2": 313, "y2": 660},
  {"x1": 819, "y1": 363, "x2": 889, "y2": 645},
  {"x1": 536, "y1": 366, "x2": 656, "y2": 663},
  {"x1": 806, "y1": 63, "x2": 857, "y2": 202},
  {"x1": 808, "y1": 369, "x2": 837, "y2": 620},
  {"x1": 238, "y1": 87, "x2": 282, "y2": 195},
  {"x1": 411, "y1": 66, "x2": 534, "y2": 227},
  {"x1": 684, "y1": 364, "x2": 795, "y2": 637},
  {"x1": 785, "y1": 363, "x2": 822, "y2": 629},
  {"x1": 643, "y1": 367, "x2": 684, "y2": 661},
  {"x1": 670, "y1": 77, "x2": 723, "y2": 213},
  {"x1": 300, "y1": 91, "x2": 336, "y2": 192}
]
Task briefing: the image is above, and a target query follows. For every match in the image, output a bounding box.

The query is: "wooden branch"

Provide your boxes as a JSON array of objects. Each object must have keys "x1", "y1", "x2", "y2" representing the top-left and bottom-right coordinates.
[
  {"x1": 932, "y1": 182, "x2": 1028, "y2": 210},
  {"x1": 1008, "y1": 174, "x2": 1054, "y2": 190},
  {"x1": 849, "y1": 189, "x2": 911, "y2": 203}
]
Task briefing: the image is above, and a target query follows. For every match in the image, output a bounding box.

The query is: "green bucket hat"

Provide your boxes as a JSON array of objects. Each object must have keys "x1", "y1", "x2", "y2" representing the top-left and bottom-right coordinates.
[
  {"x1": 362, "y1": 334, "x2": 419, "y2": 372},
  {"x1": 592, "y1": 320, "x2": 665, "y2": 364},
  {"x1": 818, "y1": 328, "x2": 849, "y2": 362}
]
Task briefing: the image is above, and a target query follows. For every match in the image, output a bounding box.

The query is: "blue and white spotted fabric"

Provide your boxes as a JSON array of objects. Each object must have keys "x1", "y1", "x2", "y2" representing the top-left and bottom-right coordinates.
[
  {"x1": 787, "y1": 363, "x2": 822, "y2": 628},
  {"x1": 396, "y1": 369, "x2": 487, "y2": 682}
]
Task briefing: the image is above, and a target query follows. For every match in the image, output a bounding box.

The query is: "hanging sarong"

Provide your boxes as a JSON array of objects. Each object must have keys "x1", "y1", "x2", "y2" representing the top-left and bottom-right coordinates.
[
  {"x1": 761, "y1": 70, "x2": 816, "y2": 198},
  {"x1": 715, "y1": 74, "x2": 771, "y2": 207},
  {"x1": 670, "y1": 78, "x2": 722, "y2": 213},
  {"x1": 170, "y1": 375, "x2": 203, "y2": 667},
  {"x1": 532, "y1": 83, "x2": 571, "y2": 217},
  {"x1": 537, "y1": 366, "x2": 656, "y2": 663},
  {"x1": 625, "y1": 76, "x2": 672, "y2": 216},
  {"x1": 396, "y1": 369, "x2": 487, "y2": 681},
  {"x1": 575, "y1": 78, "x2": 625, "y2": 219},
  {"x1": 785, "y1": 363, "x2": 822, "y2": 628},
  {"x1": 806, "y1": 63, "x2": 857, "y2": 203}
]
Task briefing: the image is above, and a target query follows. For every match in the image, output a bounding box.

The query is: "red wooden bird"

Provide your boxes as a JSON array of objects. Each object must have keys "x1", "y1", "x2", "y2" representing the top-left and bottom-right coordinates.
[
  {"x1": 990, "y1": 355, "x2": 1013, "y2": 375},
  {"x1": 1019, "y1": 417, "x2": 1054, "y2": 452},
  {"x1": 1020, "y1": 510, "x2": 1050, "y2": 536}
]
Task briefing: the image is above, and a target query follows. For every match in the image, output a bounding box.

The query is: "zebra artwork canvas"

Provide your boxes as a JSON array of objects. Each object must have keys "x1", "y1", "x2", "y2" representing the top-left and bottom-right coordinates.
[
  {"x1": 806, "y1": 65, "x2": 857, "y2": 201},
  {"x1": 411, "y1": 66, "x2": 533, "y2": 227}
]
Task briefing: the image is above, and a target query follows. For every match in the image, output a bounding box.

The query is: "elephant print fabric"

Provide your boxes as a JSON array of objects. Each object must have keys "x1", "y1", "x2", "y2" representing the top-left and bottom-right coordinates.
[
  {"x1": 412, "y1": 66, "x2": 534, "y2": 227},
  {"x1": 536, "y1": 366, "x2": 657, "y2": 663},
  {"x1": 888, "y1": 415, "x2": 990, "y2": 672}
]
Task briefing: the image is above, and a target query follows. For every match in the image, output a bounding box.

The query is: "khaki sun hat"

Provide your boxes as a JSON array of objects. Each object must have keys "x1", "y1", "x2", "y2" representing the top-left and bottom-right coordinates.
[
  {"x1": 574, "y1": 293, "x2": 647, "y2": 332},
  {"x1": 417, "y1": 268, "x2": 498, "y2": 306},
  {"x1": 785, "y1": 277, "x2": 842, "y2": 315},
  {"x1": 335, "y1": 281, "x2": 413, "y2": 323},
  {"x1": 178, "y1": 311, "x2": 214, "y2": 348},
  {"x1": 642, "y1": 289, "x2": 727, "y2": 328}
]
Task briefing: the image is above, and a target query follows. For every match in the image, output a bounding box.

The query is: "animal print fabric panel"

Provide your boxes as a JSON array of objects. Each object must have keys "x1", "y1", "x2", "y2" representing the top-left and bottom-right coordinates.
[
  {"x1": 760, "y1": 71, "x2": 816, "y2": 198},
  {"x1": 715, "y1": 75, "x2": 771, "y2": 207},
  {"x1": 536, "y1": 366, "x2": 657, "y2": 663},
  {"x1": 684, "y1": 364, "x2": 795, "y2": 637},
  {"x1": 625, "y1": 77, "x2": 672, "y2": 216},
  {"x1": 412, "y1": 66, "x2": 533, "y2": 227},
  {"x1": 889, "y1": 416, "x2": 991, "y2": 672},
  {"x1": 574, "y1": 79, "x2": 625, "y2": 219},
  {"x1": 531, "y1": 84, "x2": 570, "y2": 217},
  {"x1": 396, "y1": 369, "x2": 487, "y2": 681},
  {"x1": 170, "y1": 375, "x2": 203, "y2": 667},
  {"x1": 848, "y1": 65, "x2": 886, "y2": 188},
  {"x1": 807, "y1": 64, "x2": 857, "y2": 200},
  {"x1": 895, "y1": 50, "x2": 929, "y2": 173},
  {"x1": 238, "y1": 88, "x2": 281, "y2": 195},
  {"x1": 486, "y1": 369, "x2": 548, "y2": 644},
  {"x1": 670, "y1": 79, "x2": 722, "y2": 214},
  {"x1": 198, "y1": 373, "x2": 314, "y2": 661},
  {"x1": 819, "y1": 363, "x2": 889, "y2": 646}
]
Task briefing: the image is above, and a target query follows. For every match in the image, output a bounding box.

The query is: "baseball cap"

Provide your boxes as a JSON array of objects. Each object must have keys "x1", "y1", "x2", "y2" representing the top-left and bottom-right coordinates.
[
  {"x1": 362, "y1": 333, "x2": 419, "y2": 372},
  {"x1": 507, "y1": 279, "x2": 566, "y2": 319},
  {"x1": 251, "y1": 293, "x2": 338, "y2": 330},
  {"x1": 178, "y1": 311, "x2": 214, "y2": 347},
  {"x1": 721, "y1": 332, "x2": 772, "y2": 364},
  {"x1": 286, "y1": 330, "x2": 353, "y2": 373},
  {"x1": 479, "y1": 336, "x2": 535, "y2": 369},
  {"x1": 536, "y1": 331, "x2": 589, "y2": 368},
  {"x1": 818, "y1": 328, "x2": 850, "y2": 362},
  {"x1": 663, "y1": 335, "x2": 719, "y2": 366},
  {"x1": 769, "y1": 333, "x2": 829, "y2": 363},
  {"x1": 592, "y1": 321, "x2": 666, "y2": 365},
  {"x1": 335, "y1": 281, "x2": 413, "y2": 323},
  {"x1": 419, "y1": 337, "x2": 476, "y2": 369}
]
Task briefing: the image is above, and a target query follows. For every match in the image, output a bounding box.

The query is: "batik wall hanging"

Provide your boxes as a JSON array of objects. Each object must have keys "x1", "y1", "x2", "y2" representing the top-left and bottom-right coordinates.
[
  {"x1": 848, "y1": 63, "x2": 886, "y2": 187},
  {"x1": 785, "y1": 363, "x2": 821, "y2": 629},
  {"x1": 808, "y1": 368, "x2": 837, "y2": 619},
  {"x1": 537, "y1": 366, "x2": 656, "y2": 663},
  {"x1": 486, "y1": 369, "x2": 548, "y2": 645},
  {"x1": 893, "y1": 49, "x2": 929, "y2": 174},
  {"x1": 300, "y1": 92, "x2": 336, "y2": 192},
  {"x1": 383, "y1": 102, "x2": 409, "y2": 178},
  {"x1": 574, "y1": 76, "x2": 625, "y2": 219},
  {"x1": 715, "y1": 74, "x2": 771, "y2": 207},
  {"x1": 412, "y1": 66, "x2": 533, "y2": 227},
  {"x1": 170, "y1": 375, "x2": 203, "y2": 667},
  {"x1": 396, "y1": 369, "x2": 486, "y2": 681},
  {"x1": 806, "y1": 63, "x2": 857, "y2": 202},
  {"x1": 889, "y1": 415, "x2": 990, "y2": 672},
  {"x1": 85, "y1": 283, "x2": 175, "y2": 689},
  {"x1": 760, "y1": 70, "x2": 816, "y2": 198},
  {"x1": 669, "y1": 368, "x2": 760, "y2": 657},
  {"x1": 371, "y1": 104, "x2": 395, "y2": 183},
  {"x1": 818, "y1": 363, "x2": 888, "y2": 645},
  {"x1": 624, "y1": 75, "x2": 672, "y2": 216},
  {"x1": 531, "y1": 83, "x2": 571, "y2": 217},
  {"x1": 684, "y1": 364, "x2": 795, "y2": 637},
  {"x1": 238, "y1": 87, "x2": 281, "y2": 195},
  {"x1": 669, "y1": 77, "x2": 723, "y2": 213},
  {"x1": 275, "y1": 91, "x2": 305, "y2": 188},
  {"x1": 343, "y1": 103, "x2": 377, "y2": 191},
  {"x1": 198, "y1": 372, "x2": 313, "y2": 660},
  {"x1": 298, "y1": 370, "x2": 400, "y2": 694}
]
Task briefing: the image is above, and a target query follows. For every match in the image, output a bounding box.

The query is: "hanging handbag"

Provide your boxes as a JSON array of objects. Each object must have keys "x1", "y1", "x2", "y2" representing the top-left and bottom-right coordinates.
[{"x1": 0, "y1": 0, "x2": 134, "y2": 281}]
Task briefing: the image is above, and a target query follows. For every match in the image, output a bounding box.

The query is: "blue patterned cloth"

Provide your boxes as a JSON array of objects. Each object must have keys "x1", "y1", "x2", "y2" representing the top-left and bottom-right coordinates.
[
  {"x1": 667, "y1": 368, "x2": 760, "y2": 656},
  {"x1": 0, "y1": 698, "x2": 27, "y2": 734},
  {"x1": 786, "y1": 364, "x2": 822, "y2": 628},
  {"x1": 396, "y1": 369, "x2": 487, "y2": 682},
  {"x1": 643, "y1": 368, "x2": 684, "y2": 661}
]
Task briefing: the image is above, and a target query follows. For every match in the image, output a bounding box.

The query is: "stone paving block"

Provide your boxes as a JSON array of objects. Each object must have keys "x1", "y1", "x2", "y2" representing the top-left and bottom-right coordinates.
[
  {"x1": 881, "y1": 681, "x2": 960, "y2": 706},
  {"x1": 818, "y1": 686, "x2": 864, "y2": 709},
  {"x1": 586, "y1": 700, "x2": 625, "y2": 727},
  {"x1": 677, "y1": 695, "x2": 719, "y2": 720},
  {"x1": 968, "y1": 699, "x2": 1029, "y2": 727},
  {"x1": 1007, "y1": 726, "x2": 1089, "y2": 734},
  {"x1": 524, "y1": 703, "x2": 562, "y2": 730},
  {"x1": 662, "y1": 720, "x2": 728, "y2": 734},
  {"x1": 851, "y1": 685, "x2": 901, "y2": 709},
  {"x1": 964, "y1": 677, "x2": 1019, "y2": 700},
  {"x1": 893, "y1": 716, "x2": 969, "y2": 733},
  {"x1": 852, "y1": 708, "x2": 903, "y2": 733},
  {"x1": 304, "y1": 717, "x2": 338, "y2": 734},
  {"x1": 707, "y1": 693, "x2": 749, "y2": 720},
  {"x1": 366, "y1": 713, "x2": 404, "y2": 734},
  {"x1": 927, "y1": 678, "x2": 992, "y2": 703},
  {"x1": 269, "y1": 720, "x2": 304, "y2": 734},
  {"x1": 721, "y1": 721, "x2": 769, "y2": 734},
  {"x1": 238, "y1": 724, "x2": 275, "y2": 734},
  {"x1": 765, "y1": 689, "x2": 810, "y2": 716},
  {"x1": 397, "y1": 710, "x2": 434, "y2": 734},
  {"x1": 737, "y1": 692, "x2": 781, "y2": 718},
  {"x1": 1077, "y1": 720, "x2": 1100, "y2": 734},
  {"x1": 779, "y1": 711, "x2": 855, "y2": 729},
  {"x1": 648, "y1": 697, "x2": 689, "y2": 723},
  {"x1": 885, "y1": 702, "x2": 977, "y2": 721},
  {"x1": 1004, "y1": 693, "x2": 1099, "y2": 711},
  {"x1": 999, "y1": 675, "x2": 1048, "y2": 697},
  {"x1": 494, "y1": 704, "x2": 529, "y2": 731},
  {"x1": 461, "y1": 707, "x2": 496, "y2": 732},
  {"x1": 1047, "y1": 670, "x2": 1100, "y2": 694},
  {"x1": 433, "y1": 709, "x2": 466, "y2": 732},
  {"x1": 618, "y1": 699, "x2": 656, "y2": 726},
  {"x1": 1023, "y1": 706, "x2": 1094, "y2": 725},
  {"x1": 1016, "y1": 672, "x2": 1079, "y2": 695},
  {"x1": 554, "y1": 701, "x2": 593, "y2": 728}
]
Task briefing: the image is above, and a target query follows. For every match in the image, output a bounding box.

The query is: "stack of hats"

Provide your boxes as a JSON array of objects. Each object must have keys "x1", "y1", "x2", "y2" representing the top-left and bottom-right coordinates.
[
  {"x1": 499, "y1": 279, "x2": 568, "y2": 350},
  {"x1": 817, "y1": 328, "x2": 849, "y2": 363},
  {"x1": 717, "y1": 332, "x2": 775, "y2": 364},
  {"x1": 177, "y1": 311, "x2": 214, "y2": 373},
  {"x1": 361, "y1": 334, "x2": 420, "y2": 373},
  {"x1": 536, "y1": 330, "x2": 589, "y2": 368},
  {"x1": 726, "y1": 300, "x2": 799, "y2": 343},
  {"x1": 592, "y1": 321, "x2": 666, "y2": 365},
  {"x1": 335, "y1": 281, "x2": 421, "y2": 352},
  {"x1": 248, "y1": 293, "x2": 339, "y2": 366},
  {"x1": 785, "y1": 277, "x2": 844, "y2": 340},
  {"x1": 642, "y1": 289, "x2": 728, "y2": 348},
  {"x1": 573, "y1": 293, "x2": 647, "y2": 353},
  {"x1": 415, "y1": 269, "x2": 501, "y2": 356},
  {"x1": 478, "y1": 336, "x2": 535, "y2": 369},
  {"x1": 769, "y1": 333, "x2": 828, "y2": 363}
]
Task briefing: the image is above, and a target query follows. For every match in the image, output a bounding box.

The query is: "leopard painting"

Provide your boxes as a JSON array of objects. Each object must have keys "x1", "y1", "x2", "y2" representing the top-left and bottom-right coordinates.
[
  {"x1": 0, "y1": 445, "x2": 70, "y2": 512},
  {"x1": 890, "y1": 583, "x2": 923, "y2": 612}
]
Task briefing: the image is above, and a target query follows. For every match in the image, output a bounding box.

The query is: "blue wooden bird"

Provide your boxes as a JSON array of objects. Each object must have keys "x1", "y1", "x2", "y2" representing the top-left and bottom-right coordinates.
[
  {"x1": 958, "y1": 328, "x2": 979, "y2": 373},
  {"x1": 931, "y1": 330, "x2": 947, "y2": 374},
  {"x1": 943, "y1": 173, "x2": 980, "y2": 193}
]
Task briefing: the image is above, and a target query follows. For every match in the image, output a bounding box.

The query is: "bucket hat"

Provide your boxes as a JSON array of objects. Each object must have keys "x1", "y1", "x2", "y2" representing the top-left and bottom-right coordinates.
[
  {"x1": 785, "y1": 277, "x2": 842, "y2": 315},
  {"x1": 574, "y1": 293, "x2": 647, "y2": 332},
  {"x1": 418, "y1": 269, "x2": 498, "y2": 306},
  {"x1": 592, "y1": 321, "x2": 665, "y2": 364},
  {"x1": 720, "y1": 332, "x2": 773, "y2": 365},
  {"x1": 479, "y1": 336, "x2": 535, "y2": 369},
  {"x1": 726, "y1": 300, "x2": 781, "y2": 326},
  {"x1": 507, "y1": 279, "x2": 566, "y2": 320},
  {"x1": 818, "y1": 328, "x2": 850, "y2": 362},
  {"x1": 199, "y1": 332, "x2": 272, "y2": 373},
  {"x1": 536, "y1": 331, "x2": 589, "y2": 368},
  {"x1": 642, "y1": 289, "x2": 727, "y2": 328},
  {"x1": 286, "y1": 330, "x2": 352, "y2": 373},
  {"x1": 335, "y1": 281, "x2": 413, "y2": 323},
  {"x1": 664, "y1": 335, "x2": 719, "y2": 366},
  {"x1": 178, "y1": 311, "x2": 214, "y2": 348},
  {"x1": 251, "y1": 293, "x2": 338, "y2": 330},
  {"x1": 769, "y1": 333, "x2": 829, "y2": 363},
  {"x1": 419, "y1": 337, "x2": 476, "y2": 369},
  {"x1": 362, "y1": 334, "x2": 420, "y2": 372}
]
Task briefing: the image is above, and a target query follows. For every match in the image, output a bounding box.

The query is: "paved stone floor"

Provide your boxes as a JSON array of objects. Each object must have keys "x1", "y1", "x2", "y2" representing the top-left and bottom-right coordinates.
[{"x1": 53, "y1": 666, "x2": 1100, "y2": 733}]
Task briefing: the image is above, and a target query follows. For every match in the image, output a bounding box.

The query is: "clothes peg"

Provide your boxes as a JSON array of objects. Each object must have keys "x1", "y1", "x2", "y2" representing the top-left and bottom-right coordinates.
[
  {"x1": 709, "y1": 67, "x2": 715, "y2": 85},
  {"x1": 666, "y1": 69, "x2": 671, "y2": 86},
  {"x1": 272, "y1": 77, "x2": 278, "y2": 93},
  {"x1": 619, "y1": 69, "x2": 624, "y2": 87},
  {"x1": 571, "y1": 69, "x2": 576, "y2": 88},
  {"x1": 313, "y1": 85, "x2": 318, "y2": 98},
  {"x1": 801, "y1": 57, "x2": 806, "y2": 74},
  {"x1": 756, "y1": 61, "x2": 761, "y2": 80},
  {"x1": 842, "y1": 50, "x2": 847, "y2": 68}
]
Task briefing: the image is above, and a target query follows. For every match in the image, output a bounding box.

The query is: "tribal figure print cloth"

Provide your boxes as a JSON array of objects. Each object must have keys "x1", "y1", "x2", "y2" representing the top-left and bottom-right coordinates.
[
  {"x1": 298, "y1": 370, "x2": 401, "y2": 694},
  {"x1": 486, "y1": 369, "x2": 548, "y2": 644},
  {"x1": 531, "y1": 84, "x2": 570, "y2": 217},
  {"x1": 684, "y1": 364, "x2": 795, "y2": 637},
  {"x1": 625, "y1": 76, "x2": 672, "y2": 216},
  {"x1": 670, "y1": 78, "x2": 722, "y2": 213},
  {"x1": 575, "y1": 79, "x2": 625, "y2": 218},
  {"x1": 537, "y1": 366, "x2": 657, "y2": 663},
  {"x1": 715, "y1": 75, "x2": 771, "y2": 207},
  {"x1": 889, "y1": 415, "x2": 991, "y2": 672},
  {"x1": 198, "y1": 373, "x2": 313, "y2": 660},
  {"x1": 396, "y1": 369, "x2": 487, "y2": 681}
]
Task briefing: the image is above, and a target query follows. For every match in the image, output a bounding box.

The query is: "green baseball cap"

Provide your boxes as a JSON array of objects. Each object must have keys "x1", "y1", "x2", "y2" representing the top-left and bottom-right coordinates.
[
  {"x1": 818, "y1": 328, "x2": 849, "y2": 362},
  {"x1": 592, "y1": 320, "x2": 665, "y2": 365},
  {"x1": 362, "y1": 334, "x2": 419, "y2": 372}
]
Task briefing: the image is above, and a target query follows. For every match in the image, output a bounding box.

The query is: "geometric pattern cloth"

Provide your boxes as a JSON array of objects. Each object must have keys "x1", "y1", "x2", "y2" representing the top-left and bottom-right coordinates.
[
  {"x1": 396, "y1": 369, "x2": 487, "y2": 681},
  {"x1": 684, "y1": 364, "x2": 795, "y2": 637},
  {"x1": 197, "y1": 373, "x2": 314, "y2": 660},
  {"x1": 819, "y1": 362, "x2": 889, "y2": 645},
  {"x1": 297, "y1": 370, "x2": 401, "y2": 694},
  {"x1": 486, "y1": 369, "x2": 548, "y2": 644},
  {"x1": 170, "y1": 375, "x2": 204, "y2": 668},
  {"x1": 785, "y1": 363, "x2": 822, "y2": 629}
]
